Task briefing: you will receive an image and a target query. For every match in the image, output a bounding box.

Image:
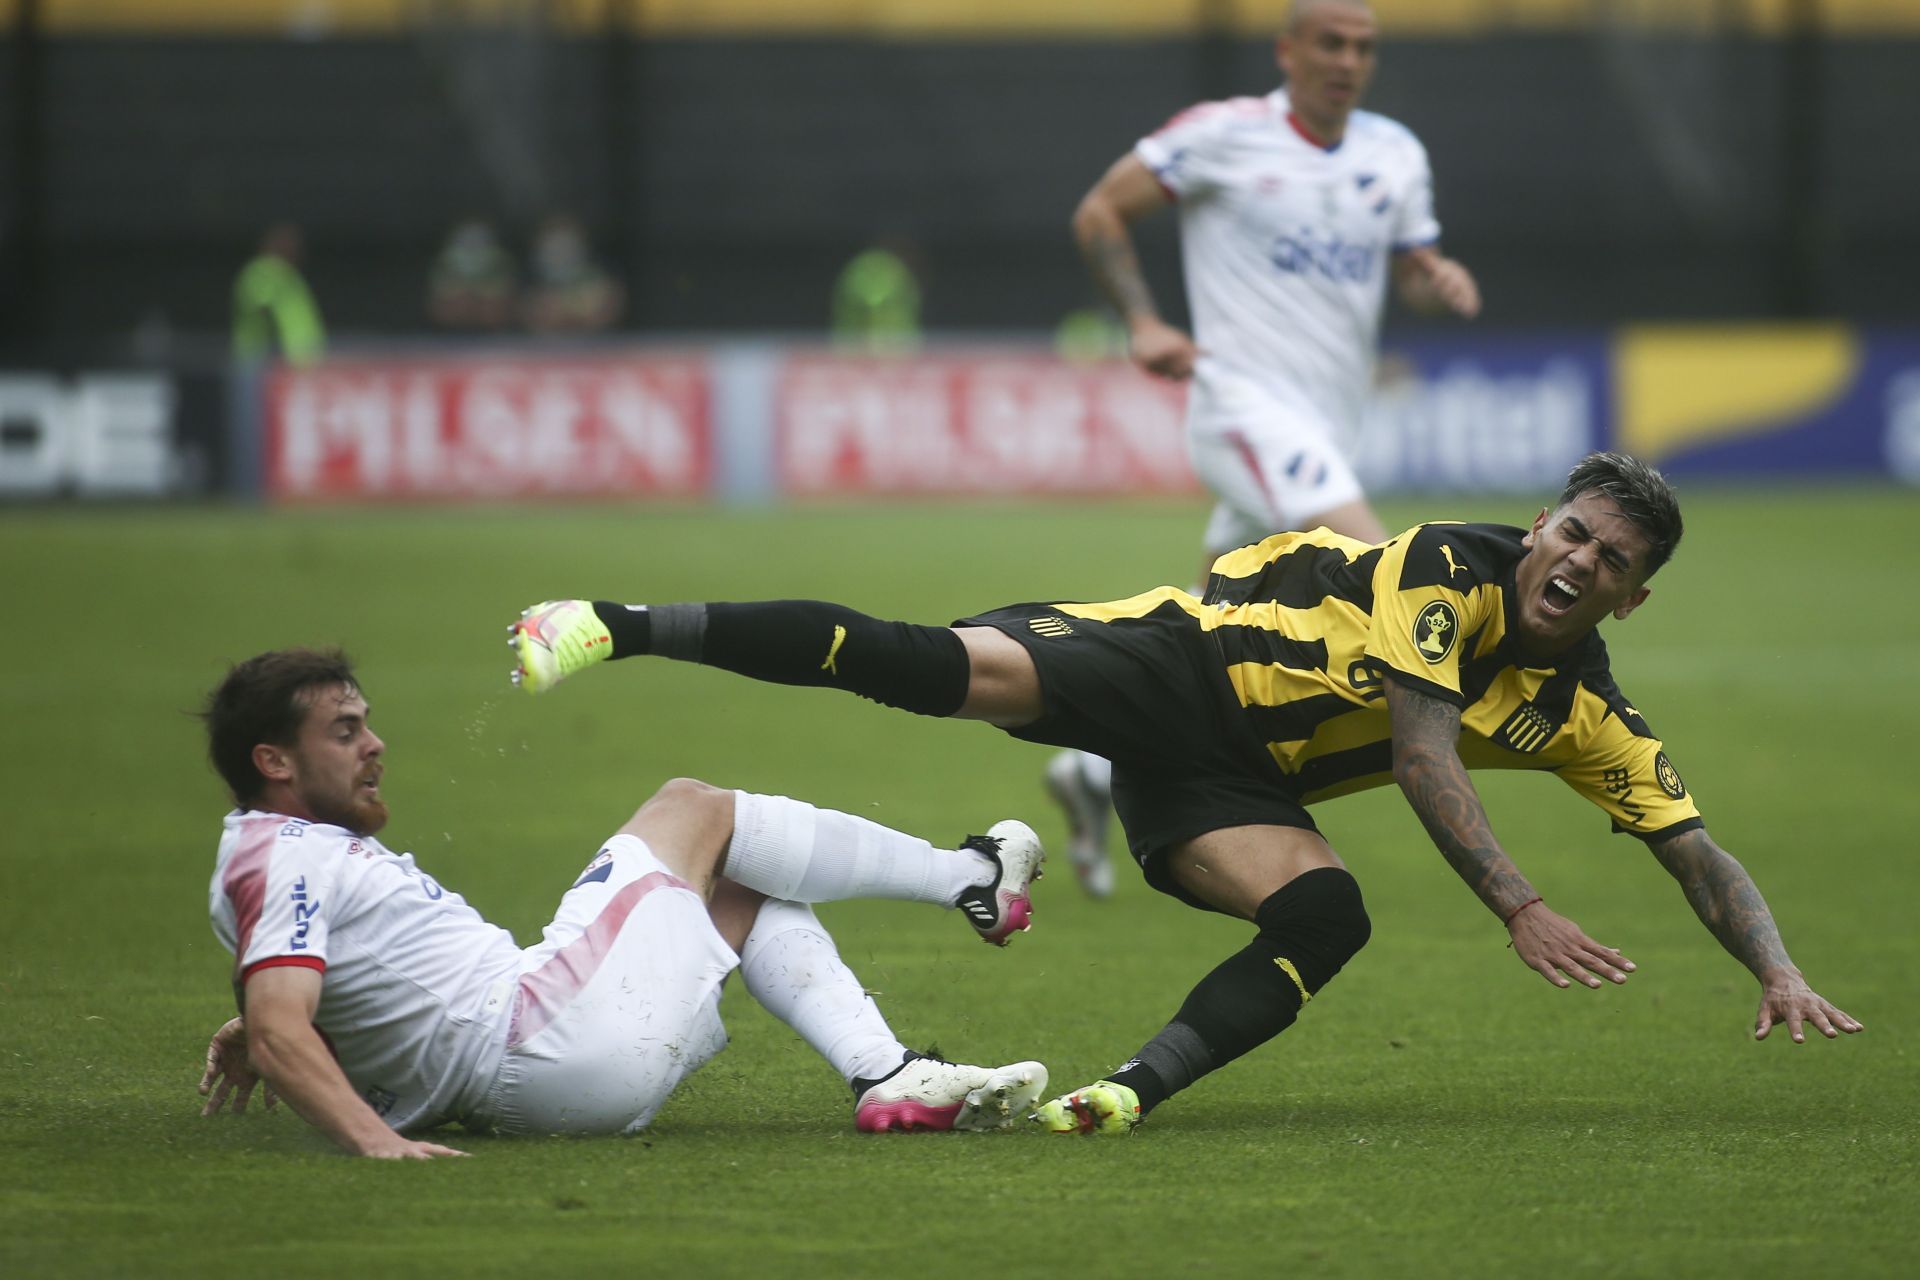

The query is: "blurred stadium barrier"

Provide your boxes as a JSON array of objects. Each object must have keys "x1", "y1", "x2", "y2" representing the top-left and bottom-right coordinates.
[
  {"x1": 7, "y1": 328, "x2": 1918, "y2": 502},
  {"x1": 18, "y1": 2, "x2": 1920, "y2": 36}
]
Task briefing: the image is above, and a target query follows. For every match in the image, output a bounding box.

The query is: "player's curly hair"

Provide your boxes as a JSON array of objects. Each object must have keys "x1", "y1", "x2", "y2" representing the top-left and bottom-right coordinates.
[
  {"x1": 1558, "y1": 452, "x2": 1684, "y2": 576},
  {"x1": 201, "y1": 647, "x2": 360, "y2": 806}
]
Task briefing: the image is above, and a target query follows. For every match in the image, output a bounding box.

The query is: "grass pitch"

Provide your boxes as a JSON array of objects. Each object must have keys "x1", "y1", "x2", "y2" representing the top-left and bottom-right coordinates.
[{"x1": 2, "y1": 489, "x2": 1916, "y2": 1278}]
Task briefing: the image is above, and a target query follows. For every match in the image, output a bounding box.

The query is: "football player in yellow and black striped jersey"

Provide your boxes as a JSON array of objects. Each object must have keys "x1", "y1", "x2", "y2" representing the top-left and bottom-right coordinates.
[{"x1": 513, "y1": 452, "x2": 1862, "y2": 1135}]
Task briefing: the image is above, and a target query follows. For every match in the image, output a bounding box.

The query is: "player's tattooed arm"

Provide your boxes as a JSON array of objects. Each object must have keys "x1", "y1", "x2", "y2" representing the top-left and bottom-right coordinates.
[
  {"x1": 1649, "y1": 826, "x2": 1864, "y2": 1042},
  {"x1": 1384, "y1": 677, "x2": 1535, "y2": 915},
  {"x1": 1078, "y1": 223, "x2": 1159, "y2": 323},
  {"x1": 1387, "y1": 676, "x2": 1634, "y2": 988},
  {"x1": 1071, "y1": 154, "x2": 1197, "y2": 380},
  {"x1": 1071, "y1": 153, "x2": 1171, "y2": 324},
  {"x1": 1647, "y1": 827, "x2": 1791, "y2": 974}
]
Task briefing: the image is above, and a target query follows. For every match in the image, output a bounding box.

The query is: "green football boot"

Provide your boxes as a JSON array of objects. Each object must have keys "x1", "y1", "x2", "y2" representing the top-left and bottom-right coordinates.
[
  {"x1": 1029, "y1": 1080, "x2": 1142, "y2": 1135},
  {"x1": 509, "y1": 600, "x2": 614, "y2": 694}
]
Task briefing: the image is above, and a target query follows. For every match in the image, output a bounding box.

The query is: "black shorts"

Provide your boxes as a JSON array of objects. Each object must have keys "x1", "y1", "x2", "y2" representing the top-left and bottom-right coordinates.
[{"x1": 953, "y1": 599, "x2": 1318, "y2": 910}]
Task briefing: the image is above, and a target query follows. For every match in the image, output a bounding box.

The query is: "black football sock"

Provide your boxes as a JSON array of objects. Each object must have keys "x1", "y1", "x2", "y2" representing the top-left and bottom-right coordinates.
[
  {"x1": 592, "y1": 601, "x2": 658, "y2": 658},
  {"x1": 593, "y1": 599, "x2": 971, "y2": 718},
  {"x1": 1108, "y1": 867, "x2": 1372, "y2": 1115}
]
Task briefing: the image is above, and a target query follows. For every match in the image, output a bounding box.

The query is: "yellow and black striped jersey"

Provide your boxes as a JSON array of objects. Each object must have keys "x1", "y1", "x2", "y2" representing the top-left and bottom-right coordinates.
[{"x1": 1058, "y1": 522, "x2": 1703, "y2": 842}]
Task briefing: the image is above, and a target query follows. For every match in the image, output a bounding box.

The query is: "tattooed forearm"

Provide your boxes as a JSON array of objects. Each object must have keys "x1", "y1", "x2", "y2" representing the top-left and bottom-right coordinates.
[
  {"x1": 1651, "y1": 829, "x2": 1793, "y2": 976},
  {"x1": 1079, "y1": 225, "x2": 1159, "y2": 322},
  {"x1": 1386, "y1": 679, "x2": 1537, "y2": 916}
]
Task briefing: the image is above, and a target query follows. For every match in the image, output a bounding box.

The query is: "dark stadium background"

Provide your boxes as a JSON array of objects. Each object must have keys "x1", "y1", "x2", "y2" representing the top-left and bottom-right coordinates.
[{"x1": 4, "y1": 1, "x2": 1914, "y2": 348}]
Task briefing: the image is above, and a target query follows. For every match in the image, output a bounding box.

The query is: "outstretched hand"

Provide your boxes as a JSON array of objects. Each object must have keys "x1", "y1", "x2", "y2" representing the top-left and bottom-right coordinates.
[
  {"x1": 1507, "y1": 903, "x2": 1635, "y2": 989},
  {"x1": 353, "y1": 1133, "x2": 470, "y2": 1160},
  {"x1": 1755, "y1": 971, "x2": 1863, "y2": 1044},
  {"x1": 199, "y1": 1017, "x2": 278, "y2": 1117}
]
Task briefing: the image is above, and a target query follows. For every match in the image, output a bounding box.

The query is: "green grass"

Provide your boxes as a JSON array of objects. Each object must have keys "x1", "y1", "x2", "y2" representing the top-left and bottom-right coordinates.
[{"x1": 3, "y1": 490, "x2": 1916, "y2": 1278}]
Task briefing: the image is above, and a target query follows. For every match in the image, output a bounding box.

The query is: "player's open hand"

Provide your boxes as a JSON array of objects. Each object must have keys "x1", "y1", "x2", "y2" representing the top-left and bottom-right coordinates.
[
  {"x1": 355, "y1": 1133, "x2": 470, "y2": 1160},
  {"x1": 1754, "y1": 970, "x2": 1863, "y2": 1044},
  {"x1": 1128, "y1": 317, "x2": 1200, "y2": 381},
  {"x1": 1419, "y1": 254, "x2": 1481, "y2": 319},
  {"x1": 1397, "y1": 247, "x2": 1481, "y2": 319},
  {"x1": 199, "y1": 1016, "x2": 279, "y2": 1116},
  {"x1": 1507, "y1": 902, "x2": 1635, "y2": 989}
]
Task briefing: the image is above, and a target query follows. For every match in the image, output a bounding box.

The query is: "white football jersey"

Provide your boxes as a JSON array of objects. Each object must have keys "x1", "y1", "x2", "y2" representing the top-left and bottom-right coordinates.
[
  {"x1": 1135, "y1": 88, "x2": 1441, "y2": 433},
  {"x1": 208, "y1": 809, "x2": 524, "y2": 1132}
]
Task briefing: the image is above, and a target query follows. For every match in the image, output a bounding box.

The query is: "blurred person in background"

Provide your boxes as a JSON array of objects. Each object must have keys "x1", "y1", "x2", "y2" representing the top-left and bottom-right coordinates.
[
  {"x1": 232, "y1": 222, "x2": 326, "y2": 367},
  {"x1": 522, "y1": 214, "x2": 625, "y2": 334},
  {"x1": 1051, "y1": 0, "x2": 1482, "y2": 896},
  {"x1": 428, "y1": 218, "x2": 519, "y2": 332},
  {"x1": 1054, "y1": 304, "x2": 1130, "y2": 363},
  {"x1": 832, "y1": 241, "x2": 923, "y2": 354}
]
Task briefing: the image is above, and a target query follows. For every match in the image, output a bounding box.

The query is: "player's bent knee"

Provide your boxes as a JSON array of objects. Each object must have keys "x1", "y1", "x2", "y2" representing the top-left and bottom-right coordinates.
[
  {"x1": 1254, "y1": 866, "x2": 1372, "y2": 992},
  {"x1": 640, "y1": 776, "x2": 731, "y2": 817},
  {"x1": 619, "y1": 778, "x2": 735, "y2": 883}
]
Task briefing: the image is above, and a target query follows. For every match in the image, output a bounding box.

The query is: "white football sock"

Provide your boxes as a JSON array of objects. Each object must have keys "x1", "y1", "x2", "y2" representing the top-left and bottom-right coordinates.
[
  {"x1": 725, "y1": 790, "x2": 992, "y2": 906},
  {"x1": 739, "y1": 899, "x2": 906, "y2": 1085},
  {"x1": 1074, "y1": 751, "x2": 1114, "y2": 796}
]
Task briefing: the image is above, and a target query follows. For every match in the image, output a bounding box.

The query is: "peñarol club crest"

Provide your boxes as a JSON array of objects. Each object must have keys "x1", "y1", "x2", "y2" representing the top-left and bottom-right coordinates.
[{"x1": 1414, "y1": 601, "x2": 1459, "y2": 664}]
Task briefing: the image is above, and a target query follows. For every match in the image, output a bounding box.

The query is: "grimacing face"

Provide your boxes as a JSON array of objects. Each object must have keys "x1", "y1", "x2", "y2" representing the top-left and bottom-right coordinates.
[
  {"x1": 256, "y1": 682, "x2": 390, "y2": 835},
  {"x1": 1512, "y1": 492, "x2": 1655, "y2": 658},
  {"x1": 1277, "y1": 2, "x2": 1379, "y2": 135}
]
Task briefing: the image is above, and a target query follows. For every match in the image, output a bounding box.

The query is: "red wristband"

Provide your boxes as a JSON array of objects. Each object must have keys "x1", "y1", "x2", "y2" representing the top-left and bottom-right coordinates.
[{"x1": 1502, "y1": 896, "x2": 1543, "y2": 927}]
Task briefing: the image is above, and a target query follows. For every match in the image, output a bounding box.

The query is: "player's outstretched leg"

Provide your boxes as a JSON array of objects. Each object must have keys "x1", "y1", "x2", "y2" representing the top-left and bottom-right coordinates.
[
  {"x1": 952, "y1": 820, "x2": 1045, "y2": 946},
  {"x1": 855, "y1": 1052, "x2": 1050, "y2": 1134},
  {"x1": 1043, "y1": 750, "x2": 1116, "y2": 900},
  {"x1": 508, "y1": 599, "x2": 972, "y2": 720},
  {"x1": 724, "y1": 791, "x2": 1045, "y2": 947},
  {"x1": 1029, "y1": 1080, "x2": 1142, "y2": 1136}
]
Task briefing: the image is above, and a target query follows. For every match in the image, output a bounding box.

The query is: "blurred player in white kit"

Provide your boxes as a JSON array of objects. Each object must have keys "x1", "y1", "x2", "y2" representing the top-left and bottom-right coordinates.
[
  {"x1": 1050, "y1": 0, "x2": 1482, "y2": 895},
  {"x1": 195, "y1": 647, "x2": 1046, "y2": 1157}
]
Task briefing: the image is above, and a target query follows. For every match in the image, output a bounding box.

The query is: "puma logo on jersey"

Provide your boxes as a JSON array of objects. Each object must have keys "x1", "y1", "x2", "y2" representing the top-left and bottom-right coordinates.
[
  {"x1": 1441, "y1": 545, "x2": 1466, "y2": 578},
  {"x1": 821, "y1": 624, "x2": 847, "y2": 675}
]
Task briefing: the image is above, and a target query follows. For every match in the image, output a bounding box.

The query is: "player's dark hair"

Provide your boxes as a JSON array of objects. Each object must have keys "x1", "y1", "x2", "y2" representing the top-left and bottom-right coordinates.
[
  {"x1": 201, "y1": 647, "x2": 359, "y2": 807},
  {"x1": 1558, "y1": 452, "x2": 1684, "y2": 576}
]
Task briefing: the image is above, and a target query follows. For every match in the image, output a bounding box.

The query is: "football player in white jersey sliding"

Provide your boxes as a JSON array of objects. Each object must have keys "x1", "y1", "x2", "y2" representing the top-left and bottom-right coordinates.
[
  {"x1": 195, "y1": 648, "x2": 1047, "y2": 1158},
  {"x1": 1049, "y1": 0, "x2": 1482, "y2": 896}
]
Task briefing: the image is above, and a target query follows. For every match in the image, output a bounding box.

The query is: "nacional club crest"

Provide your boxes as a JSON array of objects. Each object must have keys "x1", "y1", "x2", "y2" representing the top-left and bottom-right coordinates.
[
  {"x1": 572, "y1": 847, "x2": 615, "y2": 888},
  {"x1": 1655, "y1": 751, "x2": 1686, "y2": 799},
  {"x1": 1414, "y1": 601, "x2": 1459, "y2": 664}
]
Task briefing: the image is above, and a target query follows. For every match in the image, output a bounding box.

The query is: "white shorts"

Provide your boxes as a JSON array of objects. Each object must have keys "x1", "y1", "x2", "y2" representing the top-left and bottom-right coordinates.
[
  {"x1": 474, "y1": 835, "x2": 737, "y2": 1136},
  {"x1": 1186, "y1": 361, "x2": 1365, "y2": 554}
]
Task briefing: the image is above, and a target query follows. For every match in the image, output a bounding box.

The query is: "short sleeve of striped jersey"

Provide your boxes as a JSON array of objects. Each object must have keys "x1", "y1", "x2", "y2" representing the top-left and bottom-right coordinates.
[
  {"x1": 1362, "y1": 524, "x2": 1501, "y2": 706},
  {"x1": 1555, "y1": 718, "x2": 1703, "y2": 841}
]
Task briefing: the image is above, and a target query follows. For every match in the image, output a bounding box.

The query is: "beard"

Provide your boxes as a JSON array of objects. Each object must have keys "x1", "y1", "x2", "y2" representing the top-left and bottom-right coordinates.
[{"x1": 308, "y1": 783, "x2": 391, "y2": 836}]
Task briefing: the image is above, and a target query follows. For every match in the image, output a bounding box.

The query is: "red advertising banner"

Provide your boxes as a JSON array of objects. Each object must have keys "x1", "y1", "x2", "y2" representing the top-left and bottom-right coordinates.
[
  {"x1": 266, "y1": 357, "x2": 712, "y2": 499},
  {"x1": 775, "y1": 354, "x2": 1194, "y2": 495}
]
